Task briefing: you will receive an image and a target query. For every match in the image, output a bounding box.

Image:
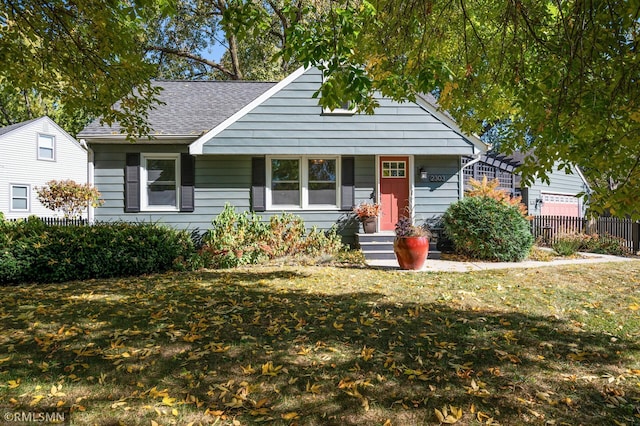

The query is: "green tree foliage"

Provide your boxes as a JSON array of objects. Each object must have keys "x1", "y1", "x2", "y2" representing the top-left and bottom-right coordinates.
[
  {"x1": 36, "y1": 180, "x2": 104, "y2": 219},
  {"x1": 0, "y1": 0, "x2": 171, "y2": 136},
  {"x1": 3, "y1": 1, "x2": 638, "y2": 216},
  {"x1": 282, "y1": 0, "x2": 640, "y2": 218},
  {"x1": 146, "y1": 0, "x2": 325, "y2": 81}
]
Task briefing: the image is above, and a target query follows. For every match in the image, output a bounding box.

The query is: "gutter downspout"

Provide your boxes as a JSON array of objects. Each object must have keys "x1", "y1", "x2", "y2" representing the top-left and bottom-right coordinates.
[
  {"x1": 80, "y1": 139, "x2": 95, "y2": 224},
  {"x1": 458, "y1": 149, "x2": 484, "y2": 200}
]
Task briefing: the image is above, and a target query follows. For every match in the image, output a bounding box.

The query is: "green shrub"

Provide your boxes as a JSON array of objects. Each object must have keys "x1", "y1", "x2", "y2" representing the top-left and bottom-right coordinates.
[
  {"x1": 0, "y1": 218, "x2": 194, "y2": 284},
  {"x1": 443, "y1": 196, "x2": 534, "y2": 262},
  {"x1": 199, "y1": 205, "x2": 269, "y2": 268},
  {"x1": 199, "y1": 204, "x2": 343, "y2": 268}
]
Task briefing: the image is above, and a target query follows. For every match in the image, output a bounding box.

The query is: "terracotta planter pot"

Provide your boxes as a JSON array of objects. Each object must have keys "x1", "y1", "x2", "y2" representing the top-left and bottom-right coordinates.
[
  {"x1": 394, "y1": 236, "x2": 429, "y2": 270},
  {"x1": 361, "y1": 216, "x2": 377, "y2": 233}
]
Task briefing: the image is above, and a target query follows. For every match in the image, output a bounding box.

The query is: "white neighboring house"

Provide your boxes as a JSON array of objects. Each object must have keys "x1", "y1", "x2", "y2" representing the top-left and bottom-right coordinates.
[{"x1": 0, "y1": 116, "x2": 88, "y2": 219}]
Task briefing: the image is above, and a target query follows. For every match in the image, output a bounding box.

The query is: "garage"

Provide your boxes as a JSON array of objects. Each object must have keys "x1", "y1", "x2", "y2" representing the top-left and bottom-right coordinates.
[{"x1": 540, "y1": 193, "x2": 581, "y2": 217}]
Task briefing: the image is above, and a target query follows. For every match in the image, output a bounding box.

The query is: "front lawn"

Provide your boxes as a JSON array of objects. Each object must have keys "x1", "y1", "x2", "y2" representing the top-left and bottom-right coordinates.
[{"x1": 1, "y1": 262, "x2": 639, "y2": 425}]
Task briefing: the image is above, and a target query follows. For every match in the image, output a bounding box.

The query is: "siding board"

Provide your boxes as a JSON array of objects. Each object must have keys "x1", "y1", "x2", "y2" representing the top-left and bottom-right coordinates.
[
  {"x1": 92, "y1": 148, "x2": 369, "y2": 240},
  {"x1": 0, "y1": 117, "x2": 88, "y2": 219},
  {"x1": 200, "y1": 68, "x2": 477, "y2": 156}
]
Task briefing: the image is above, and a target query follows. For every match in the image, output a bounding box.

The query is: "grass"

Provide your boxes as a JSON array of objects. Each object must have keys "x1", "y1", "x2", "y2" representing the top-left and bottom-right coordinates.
[{"x1": 1, "y1": 261, "x2": 639, "y2": 425}]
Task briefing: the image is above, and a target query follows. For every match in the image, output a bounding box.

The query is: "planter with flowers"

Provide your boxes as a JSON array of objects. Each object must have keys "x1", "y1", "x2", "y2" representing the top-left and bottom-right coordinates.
[
  {"x1": 353, "y1": 202, "x2": 381, "y2": 234},
  {"x1": 394, "y1": 216, "x2": 431, "y2": 270}
]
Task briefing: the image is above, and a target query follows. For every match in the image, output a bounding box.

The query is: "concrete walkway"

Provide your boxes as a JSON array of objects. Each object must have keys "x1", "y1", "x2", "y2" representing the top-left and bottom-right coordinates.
[{"x1": 367, "y1": 251, "x2": 638, "y2": 272}]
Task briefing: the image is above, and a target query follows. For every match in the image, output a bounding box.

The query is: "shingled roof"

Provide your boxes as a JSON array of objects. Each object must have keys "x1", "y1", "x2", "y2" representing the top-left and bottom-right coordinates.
[
  {"x1": 78, "y1": 80, "x2": 277, "y2": 138},
  {"x1": 0, "y1": 117, "x2": 41, "y2": 137}
]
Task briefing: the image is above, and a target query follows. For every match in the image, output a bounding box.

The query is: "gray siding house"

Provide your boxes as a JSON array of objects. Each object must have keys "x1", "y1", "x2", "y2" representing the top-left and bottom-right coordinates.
[{"x1": 78, "y1": 67, "x2": 589, "y2": 242}]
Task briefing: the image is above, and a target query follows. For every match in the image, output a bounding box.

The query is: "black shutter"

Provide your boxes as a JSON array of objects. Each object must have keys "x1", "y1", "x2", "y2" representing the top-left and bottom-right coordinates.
[
  {"x1": 180, "y1": 153, "x2": 195, "y2": 212},
  {"x1": 251, "y1": 157, "x2": 266, "y2": 212},
  {"x1": 341, "y1": 156, "x2": 355, "y2": 210},
  {"x1": 124, "y1": 153, "x2": 140, "y2": 213}
]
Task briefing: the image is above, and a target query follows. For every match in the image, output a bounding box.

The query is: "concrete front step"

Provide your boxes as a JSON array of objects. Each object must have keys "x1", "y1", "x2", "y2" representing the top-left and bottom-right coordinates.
[{"x1": 356, "y1": 233, "x2": 441, "y2": 260}]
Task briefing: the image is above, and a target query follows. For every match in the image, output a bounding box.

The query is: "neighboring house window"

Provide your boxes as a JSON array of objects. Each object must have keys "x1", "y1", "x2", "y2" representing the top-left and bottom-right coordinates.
[
  {"x1": 267, "y1": 156, "x2": 339, "y2": 209},
  {"x1": 10, "y1": 184, "x2": 30, "y2": 212},
  {"x1": 141, "y1": 154, "x2": 180, "y2": 210},
  {"x1": 37, "y1": 134, "x2": 55, "y2": 160}
]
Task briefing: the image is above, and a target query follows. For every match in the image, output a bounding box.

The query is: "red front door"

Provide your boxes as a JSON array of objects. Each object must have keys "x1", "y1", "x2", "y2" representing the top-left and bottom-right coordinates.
[{"x1": 379, "y1": 156, "x2": 410, "y2": 231}]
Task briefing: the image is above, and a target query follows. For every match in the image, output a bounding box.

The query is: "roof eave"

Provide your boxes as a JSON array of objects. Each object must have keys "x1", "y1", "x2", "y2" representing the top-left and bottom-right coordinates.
[
  {"x1": 189, "y1": 66, "x2": 308, "y2": 155},
  {"x1": 79, "y1": 134, "x2": 199, "y2": 144}
]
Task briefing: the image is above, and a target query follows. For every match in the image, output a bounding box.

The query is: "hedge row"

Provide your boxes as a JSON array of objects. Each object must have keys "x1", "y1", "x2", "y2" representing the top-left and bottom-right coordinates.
[{"x1": 0, "y1": 218, "x2": 194, "y2": 284}]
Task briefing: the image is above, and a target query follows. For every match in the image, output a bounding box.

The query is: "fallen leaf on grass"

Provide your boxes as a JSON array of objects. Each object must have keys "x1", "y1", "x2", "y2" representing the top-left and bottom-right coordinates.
[
  {"x1": 29, "y1": 395, "x2": 44, "y2": 406},
  {"x1": 306, "y1": 381, "x2": 322, "y2": 394},
  {"x1": 261, "y1": 362, "x2": 282, "y2": 376},
  {"x1": 435, "y1": 405, "x2": 463, "y2": 424},
  {"x1": 281, "y1": 411, "x2": 299, "y2": 420},
  {"x1": 49, "y1": 384, "x2": 65, "y2": 397}
]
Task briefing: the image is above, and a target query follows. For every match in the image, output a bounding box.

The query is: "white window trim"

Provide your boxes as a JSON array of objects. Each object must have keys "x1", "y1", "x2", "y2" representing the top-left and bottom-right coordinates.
[
  {"x1": 140, "y1": 153, "x2": 180, "y2": 212},
  {"x1": 37, "y1": 133, "x2": 56, "y2": 161},
  {"x1": 10, "y1": 184, "x2": 30, "y2": 212},
  {"x1": 266, "y1": 155, "x2": 341, "y2": 210}
]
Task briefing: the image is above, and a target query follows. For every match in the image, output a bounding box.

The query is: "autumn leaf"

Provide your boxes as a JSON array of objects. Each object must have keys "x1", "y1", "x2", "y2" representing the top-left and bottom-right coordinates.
[
  {"x1": 148, "y1": 387, "x2": 170, "y2": 398},
  {"x1": 224, "y1": 397, "x2": 244, "y2": 408},
  {"x1": 435, "y1": 405, "x2": 463, "y2": 424},
  {"x1": 205, "y1": 342, "x2": 230, "y2": 353},
  {"x1": 261, "y1": 361, "x2": 282, "y2": 376},
  {"x1": 8, "y1": 379, "x2": 20, "y2": 389},
  {"x1": 241, "y1": 364, "x2": 256, "y2": 374},
  {"x1": 281, "y1": 412, "x2": 299, "y2": 420},
  {"x1": 306, "y1": 381, "x2": 322, "y2": 394},
  {"x1": 162, "y1": 396, "x2": 176, "y2": 406},
  {"x1": 360, "y1": 346, "x2": 375, "y2": 361},
  {"x1": 49, "y1": 384, "x2": 66, "y2": 397},
  {"x1": 30, "y1": 395, "x2": 45, "y2": 406}
]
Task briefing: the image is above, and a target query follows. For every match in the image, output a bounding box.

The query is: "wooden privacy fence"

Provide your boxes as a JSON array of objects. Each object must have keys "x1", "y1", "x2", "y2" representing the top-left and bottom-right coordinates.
[
  {"x1": 8, "y1": 217, "x2": 88, "y2": 226},
  {"x1": 531, "y1": 215, "x2": 640, "y2": 252}
]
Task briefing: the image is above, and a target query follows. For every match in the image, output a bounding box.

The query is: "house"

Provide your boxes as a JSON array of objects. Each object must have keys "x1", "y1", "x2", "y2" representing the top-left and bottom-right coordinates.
[
  {"x1": 78, "y1": 67, "x2": 488, "y2": 240},
  {"x1": 0, "y1": 116, "x2": 88, "y2": 219},
  {"x1": 77, "y1": 66, "x2": 587, "y2": 246}
]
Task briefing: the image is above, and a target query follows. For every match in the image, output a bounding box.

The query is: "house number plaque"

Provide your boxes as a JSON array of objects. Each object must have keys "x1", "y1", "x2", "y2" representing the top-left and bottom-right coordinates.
[{"x1": 429, "y1": 174, "x2": 446, "y2": 182}]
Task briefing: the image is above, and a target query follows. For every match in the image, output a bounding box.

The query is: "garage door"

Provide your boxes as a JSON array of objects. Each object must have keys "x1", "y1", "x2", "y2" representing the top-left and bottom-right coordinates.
[{"x1": 540, "y1": 193, "x2": 580, "y2": 217}]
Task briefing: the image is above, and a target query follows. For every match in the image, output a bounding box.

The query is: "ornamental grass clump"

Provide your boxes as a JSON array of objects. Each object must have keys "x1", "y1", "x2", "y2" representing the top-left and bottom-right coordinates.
[
  {"x1": 443, "y1": 178, "x2": 533, "y2": 262},
  {"x1": 552, "y1": 231, "x2": 631, "y2": 257}
]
